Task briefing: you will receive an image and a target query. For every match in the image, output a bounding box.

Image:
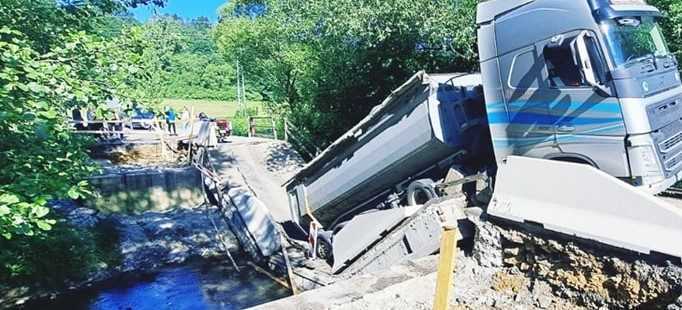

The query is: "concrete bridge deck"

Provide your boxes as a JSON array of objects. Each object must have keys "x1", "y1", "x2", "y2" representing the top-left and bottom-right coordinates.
[{"x1": 209, "y1": 136, "x2": 302, "y2": 222}]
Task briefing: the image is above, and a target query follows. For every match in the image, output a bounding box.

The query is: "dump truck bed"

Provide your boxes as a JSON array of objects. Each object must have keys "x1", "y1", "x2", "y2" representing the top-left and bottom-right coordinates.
[{"x1": 285, "y1": 72, "x2": 490, "y2": 228}]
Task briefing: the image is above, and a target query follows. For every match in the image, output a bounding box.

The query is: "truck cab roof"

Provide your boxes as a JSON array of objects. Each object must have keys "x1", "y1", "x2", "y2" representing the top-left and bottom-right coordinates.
[
  {"x1": 478, "y1": 0, "x2": 661, "y2": 25},
  {"x1": 476, "y1": 0, "x2": 534, "y2": 24}
]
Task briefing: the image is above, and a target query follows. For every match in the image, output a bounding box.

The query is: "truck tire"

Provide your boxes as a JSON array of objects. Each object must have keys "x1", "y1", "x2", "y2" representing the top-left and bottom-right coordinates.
[
  {"x1": 316, "y1": 232, "x2": 334, "y2": 263},
  {"x1": 406, "y1": 179, "x2": 438, "y2": 206}
]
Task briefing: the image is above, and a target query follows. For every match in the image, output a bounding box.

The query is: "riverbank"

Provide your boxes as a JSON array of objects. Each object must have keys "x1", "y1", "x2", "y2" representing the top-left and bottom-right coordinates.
[
  {"x1": 0, "y1": 200, "x2": 240, "y2": 308},
  {"x1": 1, "y1": 135, "x2": 304, "y2": 309}
]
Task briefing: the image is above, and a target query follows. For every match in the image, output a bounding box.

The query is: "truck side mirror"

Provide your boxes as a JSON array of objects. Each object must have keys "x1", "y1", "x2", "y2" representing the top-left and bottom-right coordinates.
[{"x1": 571, "y1": 31, "x2": 612, "y2": 96}]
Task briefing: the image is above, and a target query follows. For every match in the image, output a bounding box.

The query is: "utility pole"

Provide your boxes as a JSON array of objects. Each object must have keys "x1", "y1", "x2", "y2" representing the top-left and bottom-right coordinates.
[
  {"x1": 236, "y1": 61, "x2": 242, "y2": 109},
  {"x1": 236, "y1": 61, "x2": 247, "y2": 111},
  {"x1": 241, "y1": 68, "x2": 246, "y2": 108}
]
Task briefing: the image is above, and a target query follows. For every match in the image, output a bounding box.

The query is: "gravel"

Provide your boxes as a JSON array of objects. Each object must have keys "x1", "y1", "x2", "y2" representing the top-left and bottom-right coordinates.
[
  {"x1": 113, "y1": 206, "x2": 239, "y2": 273},
  {"x1": 262, "y1": 207, "x2": 682, "y2": 309},
  {"x1": 49, "y1": 200, "x2": 240, "y2": 275}
]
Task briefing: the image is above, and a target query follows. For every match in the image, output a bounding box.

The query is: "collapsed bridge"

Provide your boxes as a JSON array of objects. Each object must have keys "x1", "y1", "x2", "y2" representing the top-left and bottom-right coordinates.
[{"x1": 191, "y1": 74, "x2": 682, "y2": 309}]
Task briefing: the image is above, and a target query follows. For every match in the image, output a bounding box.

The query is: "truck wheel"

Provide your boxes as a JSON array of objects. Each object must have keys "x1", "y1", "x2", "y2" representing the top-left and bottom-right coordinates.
[
  {"x1": 316, "y1": 235, "x2": 333, "y2": 263},
  {"x1": 407, "y1": 179, "x2": 438, "y2": 206}
]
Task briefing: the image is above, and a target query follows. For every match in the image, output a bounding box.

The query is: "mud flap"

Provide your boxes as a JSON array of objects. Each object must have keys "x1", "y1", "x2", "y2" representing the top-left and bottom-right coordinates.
[{"x1": 489, "y1": 156, "x2": 682, "y2": 259}]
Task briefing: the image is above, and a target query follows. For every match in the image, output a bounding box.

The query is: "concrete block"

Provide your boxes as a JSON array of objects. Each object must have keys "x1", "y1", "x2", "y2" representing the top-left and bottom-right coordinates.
[{"x1": 227, "y1": 188, "x2": 281, "y2": 258}]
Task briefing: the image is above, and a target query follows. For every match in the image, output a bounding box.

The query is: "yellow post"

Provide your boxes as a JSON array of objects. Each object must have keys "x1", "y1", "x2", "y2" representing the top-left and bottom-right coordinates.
[{"x1": 433, "y1": 226, "x2": 459, "y2": 310}]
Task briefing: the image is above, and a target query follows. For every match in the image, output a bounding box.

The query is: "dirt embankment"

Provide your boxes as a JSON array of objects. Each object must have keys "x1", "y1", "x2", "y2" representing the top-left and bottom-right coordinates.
[{"x1": 472, "y1": 214, "x2": 682, "y2": 309}]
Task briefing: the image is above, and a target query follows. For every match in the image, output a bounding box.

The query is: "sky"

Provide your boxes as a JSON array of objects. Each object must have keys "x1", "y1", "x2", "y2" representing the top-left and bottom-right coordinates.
[{"x1": 131, "y1": 0, "x2": 227, "y2": 22}]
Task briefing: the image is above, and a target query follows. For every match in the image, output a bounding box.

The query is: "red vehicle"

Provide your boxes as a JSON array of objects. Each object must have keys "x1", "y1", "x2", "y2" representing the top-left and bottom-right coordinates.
[{"x1": 216, "y1": 119, "x2": 232, "y2": 142}]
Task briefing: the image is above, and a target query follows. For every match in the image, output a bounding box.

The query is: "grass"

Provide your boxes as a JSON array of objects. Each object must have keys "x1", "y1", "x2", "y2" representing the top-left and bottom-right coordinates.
[{"x1": 163, "y1": 99, "x2": 265, "y2": 120}]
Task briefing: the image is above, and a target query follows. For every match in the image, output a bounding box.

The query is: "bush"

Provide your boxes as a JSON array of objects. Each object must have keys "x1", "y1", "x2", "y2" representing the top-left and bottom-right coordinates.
[
  {"x1": 0, "y1": 219, "x2": 121, "y2": 288},
  {"x1": 231, "y1": 116, "x2": 250, "y2": 137}
]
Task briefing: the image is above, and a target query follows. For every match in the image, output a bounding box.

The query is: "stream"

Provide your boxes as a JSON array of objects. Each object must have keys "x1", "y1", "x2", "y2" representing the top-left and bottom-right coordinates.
[{"x1": 23, "y1": 261, "x2": 291, "y2": 310}]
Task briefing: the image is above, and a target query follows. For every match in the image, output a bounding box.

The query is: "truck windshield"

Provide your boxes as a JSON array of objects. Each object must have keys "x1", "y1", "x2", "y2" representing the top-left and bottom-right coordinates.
[{"x1": 601, "y1": 16, "x2": 669, "y2": 67}]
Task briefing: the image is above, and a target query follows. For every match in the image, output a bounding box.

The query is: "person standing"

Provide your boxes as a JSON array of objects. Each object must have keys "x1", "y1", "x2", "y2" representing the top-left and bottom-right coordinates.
[
  {"x1": 180, "y1": 106, "x2": 190, "y2": 132},
  {"x1": 165, "y1": 106, "x2": 177, "y2": 136}
]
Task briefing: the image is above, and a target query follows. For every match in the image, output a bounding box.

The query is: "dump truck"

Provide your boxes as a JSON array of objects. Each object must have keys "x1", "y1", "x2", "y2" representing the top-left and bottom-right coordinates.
[{"x1": 283, "y1": 0, "x2": 682, "y2": 274}]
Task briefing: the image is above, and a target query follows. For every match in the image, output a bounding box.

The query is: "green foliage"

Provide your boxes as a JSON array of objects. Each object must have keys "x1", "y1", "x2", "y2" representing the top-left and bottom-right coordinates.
[
  {"x1": 94, "y1": 12, "x2": 141, "y2": 39},
  {"x1": 163, "y1": 99, "x2": 264, "y2": 121},
  {"x1": 230, "y1": 106, "x2": 262, "y2": 136},
  {"x1": 0, "y1": 0, "x2": 161, "y2": 54},
  {"x1": 217, "y1": 0, "x2": 682, "y2": 153},
  {"x1": 134, "y1": 15, "x2": 256, "y2": 101},
  {"x1": 0, "y1": 219, "x2": 121, "y2": 288},
  {"x1": 649, "y1": 0, "x2": 682, "y2": 57},
  {"x1": 0, "y1": 25, "x2": 151, "y2": 239},
  {"x1": 0, "y1": 0, "x2": 161, "y2": 241},
  {"x1": 0, "y1": 0, "x2": 158, "y2": 288},
  {"x1": 231, "y1": 114, "x2": 250, "y2": 137},
  {"x1": 161, "y1": 52, "x2": 235, "y2": 100},
  {"x1": 215, "y1": 0, "x2": 479, "y2": 147}
]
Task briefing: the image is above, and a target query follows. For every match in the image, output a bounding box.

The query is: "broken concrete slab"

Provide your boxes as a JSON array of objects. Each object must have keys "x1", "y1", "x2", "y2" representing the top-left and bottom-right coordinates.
[{"x1": 223, "y1": 187, "x2": 281, "y2": 261}]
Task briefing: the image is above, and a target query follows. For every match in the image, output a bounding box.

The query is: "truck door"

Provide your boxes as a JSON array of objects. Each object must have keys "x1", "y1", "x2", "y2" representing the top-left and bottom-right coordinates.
[
  {"x1": 499, "y1": 46, "x2": 555, "y2": 158},
  {"x1": 541, "y1": 30, "x2": 628, "y2": 176}
]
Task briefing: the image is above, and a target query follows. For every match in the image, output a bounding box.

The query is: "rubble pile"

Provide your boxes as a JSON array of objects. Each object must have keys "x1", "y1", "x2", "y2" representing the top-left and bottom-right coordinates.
[{"x1": 96, "y1": 143, "x2": 187, "y2": 168}]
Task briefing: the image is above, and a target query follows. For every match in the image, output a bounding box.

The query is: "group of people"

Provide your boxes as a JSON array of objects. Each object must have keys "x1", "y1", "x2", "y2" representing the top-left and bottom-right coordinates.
[
  {"x1": 163, "y1": 106, "x2": 216, "y2": 136},
  {"x1": 71, "y1": 102, "x2": 212, "y2": 138}
]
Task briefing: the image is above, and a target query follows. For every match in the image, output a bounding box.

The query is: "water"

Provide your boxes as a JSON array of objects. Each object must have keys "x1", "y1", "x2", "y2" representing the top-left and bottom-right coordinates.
[{"x1": 25, "y1": 262, "x2": 291, "y2": 310}]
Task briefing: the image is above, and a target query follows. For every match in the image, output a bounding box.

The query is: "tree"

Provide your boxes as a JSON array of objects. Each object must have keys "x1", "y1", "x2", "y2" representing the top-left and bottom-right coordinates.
[
  {"x1": 649, "y1": 0, "x2": 682, "y2": 56},
  {"x1": 0, "y1": 0, "x2": 162, "y2": 53},
  {"x1": 0, "y1": 0, "x2": 162, "y2": 240},
  {"x1": 94, "y1": 11, "x2": 141, "y2": 39},
  {"x1": 215, "y1": 0, "x2": 479, "y2": 146},
  {"x1": 133, "y1": 15, "x2": 240, "y2": 101}
]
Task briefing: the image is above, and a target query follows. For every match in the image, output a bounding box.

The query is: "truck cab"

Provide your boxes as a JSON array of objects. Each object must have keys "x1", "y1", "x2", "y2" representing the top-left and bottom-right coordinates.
[{"x1": 477, "y1": 0, "x2": 682, "y2": 193}]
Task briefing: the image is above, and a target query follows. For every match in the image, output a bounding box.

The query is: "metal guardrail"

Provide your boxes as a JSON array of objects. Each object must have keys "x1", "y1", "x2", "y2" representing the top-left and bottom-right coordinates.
[
  {"x1": 192, "y1": 145, "x2": 296, "y2": 292},
  {"x1": 69, "y1": 119, "x2": 212, "y2": 139},
  {"x1": 69, "y1": 118, "x2": 165, "y2": 134}
]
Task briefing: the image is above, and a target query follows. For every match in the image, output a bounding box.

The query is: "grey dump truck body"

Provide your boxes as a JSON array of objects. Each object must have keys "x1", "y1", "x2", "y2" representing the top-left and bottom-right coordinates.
[
  {"x1": 284, "y1": 73, "x2": 491, "y2": 229},
  {"x1": 282, "y1": 0, "x2": 682, "y2": 272}
]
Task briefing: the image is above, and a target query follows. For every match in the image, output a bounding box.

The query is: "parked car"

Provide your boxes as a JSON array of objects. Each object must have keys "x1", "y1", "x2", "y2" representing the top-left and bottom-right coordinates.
[
  {"x1": 130, "y1": 108, "x2": 155, "y2": 130},
  {"x1": 216, "y1": 119, "x2": 232, "y2": 142}
]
